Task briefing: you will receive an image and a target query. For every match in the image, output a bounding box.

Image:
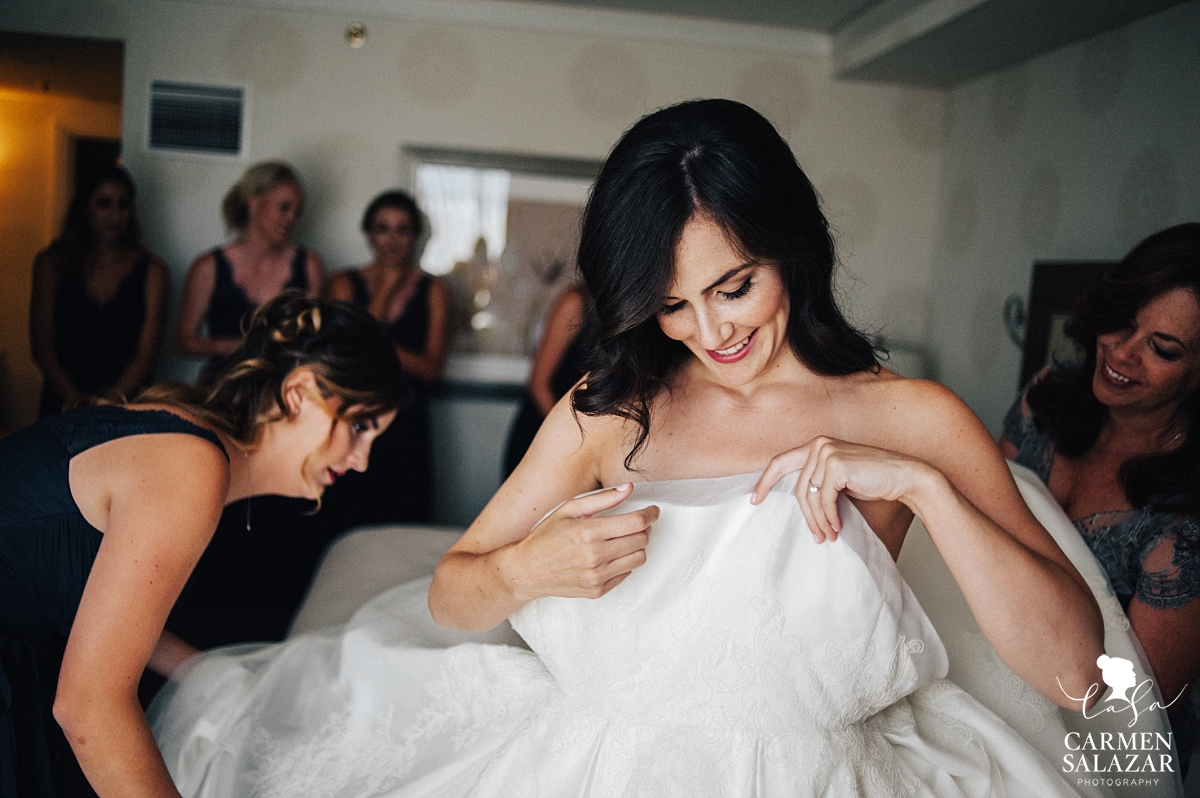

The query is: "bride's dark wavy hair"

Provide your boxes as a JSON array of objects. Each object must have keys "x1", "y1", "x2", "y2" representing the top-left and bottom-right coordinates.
[
  {"x1": 133, "y1": 291, "x2": 409, "y2": 495},
  {"x1": 1027, "y1": 222, "x2": 1200, "y2": 514},
  {"x1": 572, "y1": 98, "x2": 878, "y2": 468}
]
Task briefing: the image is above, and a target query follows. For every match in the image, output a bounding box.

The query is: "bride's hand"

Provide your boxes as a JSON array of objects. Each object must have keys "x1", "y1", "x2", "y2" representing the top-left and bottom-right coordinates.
[
  {"x1": 751, "y1": 437, "x2": 936, "y2": 543},
  {"x1": 510, "y1": 483, "x2": 659, "y2": 601}
]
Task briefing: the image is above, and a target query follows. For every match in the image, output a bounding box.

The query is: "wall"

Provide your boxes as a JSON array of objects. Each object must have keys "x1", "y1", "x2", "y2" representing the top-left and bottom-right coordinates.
[
  {"x1": 0, "y1": 87, "x2": 121, "y2": 429},
  {"x1": 927, "y1": 1, "x2": 1200, "y2": 433},
  {"x1": 0, "y1": 0, "x2": 947, "y2": 390}
]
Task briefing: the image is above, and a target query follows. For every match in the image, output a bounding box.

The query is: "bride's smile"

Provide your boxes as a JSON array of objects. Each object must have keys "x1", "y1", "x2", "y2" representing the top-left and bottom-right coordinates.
[
  {"x1": 707, "y1": 328, "x2": 758, "y2": 362},
  {"x1": 656, "y1": 214, "x2": 791, "y2": 387}
]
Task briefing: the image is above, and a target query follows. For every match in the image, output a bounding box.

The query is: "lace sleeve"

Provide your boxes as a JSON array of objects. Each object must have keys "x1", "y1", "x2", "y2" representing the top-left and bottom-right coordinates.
[
  {"x1": 1135, "y1": 515, "x2": 1200, "y2": 610},
  {"x1": 1001, "y1": 380, "x2": 1054, "y2": 483}
]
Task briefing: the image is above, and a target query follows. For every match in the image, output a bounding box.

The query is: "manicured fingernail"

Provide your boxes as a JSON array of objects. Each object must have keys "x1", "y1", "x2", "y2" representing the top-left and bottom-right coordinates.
[
  {"x1": 749, "y1": 492, "x2": 758, "y2": 504},
  {"x1": 615, "y1": 483, "x2": 631, "y2": 492}
]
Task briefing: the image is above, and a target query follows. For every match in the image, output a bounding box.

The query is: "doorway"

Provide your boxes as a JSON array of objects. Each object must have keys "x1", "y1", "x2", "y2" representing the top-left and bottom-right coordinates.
[
  {"x1": 74, "y1": 135, "x2": 122, "y2": 187},
  {"x1": 0, "y1": 30, "x2": 124, "y2": 432}
]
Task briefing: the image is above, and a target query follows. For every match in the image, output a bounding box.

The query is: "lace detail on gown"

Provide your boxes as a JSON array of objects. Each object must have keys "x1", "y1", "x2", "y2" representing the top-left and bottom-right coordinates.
[{"x1": 247, "y1": 644, "x2": 555, "y2": 798}]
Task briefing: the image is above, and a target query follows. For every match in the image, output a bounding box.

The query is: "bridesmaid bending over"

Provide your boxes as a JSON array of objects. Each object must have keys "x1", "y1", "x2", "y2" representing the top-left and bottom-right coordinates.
[{"x1": 0, "y1": 293, "x2": 406, "y2": 797}]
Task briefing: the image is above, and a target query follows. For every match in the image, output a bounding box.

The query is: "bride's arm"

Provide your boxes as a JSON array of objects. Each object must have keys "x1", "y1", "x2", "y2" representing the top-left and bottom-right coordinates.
[
  {"x1": 429, "y1": 395, "x2": 658, "y2": 633},
  {"x1": 753, "y1": 379, "x2": 1104, "y2": 710}
]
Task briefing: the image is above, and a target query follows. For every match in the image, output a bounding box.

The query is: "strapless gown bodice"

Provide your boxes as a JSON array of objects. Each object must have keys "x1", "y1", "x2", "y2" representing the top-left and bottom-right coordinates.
[{"x1": 150, "y1": 473, "x2": 1082, "y2": 797}]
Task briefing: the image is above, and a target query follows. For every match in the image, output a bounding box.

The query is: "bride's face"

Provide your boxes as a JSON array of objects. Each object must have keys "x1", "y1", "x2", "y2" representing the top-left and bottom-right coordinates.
[{"x1": 656, "y1": 214, "x2": 790, "y2": 387}]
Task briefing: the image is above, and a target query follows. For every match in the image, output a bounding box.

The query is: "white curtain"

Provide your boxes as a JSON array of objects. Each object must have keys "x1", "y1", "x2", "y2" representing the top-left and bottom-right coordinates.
[{"x1": 415, "y1": 164, "x2": 509, "y2": 275}]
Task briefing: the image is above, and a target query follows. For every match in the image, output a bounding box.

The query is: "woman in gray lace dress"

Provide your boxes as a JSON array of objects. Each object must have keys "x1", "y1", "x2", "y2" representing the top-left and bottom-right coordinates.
[{"x1": 1001, "y1": 222, "x2": 1200, "y2": 755}]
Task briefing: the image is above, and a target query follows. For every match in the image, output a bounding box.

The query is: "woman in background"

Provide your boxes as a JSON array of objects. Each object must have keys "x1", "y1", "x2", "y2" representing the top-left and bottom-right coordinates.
[
  {"x1": 30, "y1": 165, "x2": 168, "y2": 416},
  {"x1": 326, "y1": 190, "x2": 450, "y2": 524},
  {"x1": 502, "y1": 285, "x2": 591, "y2": 477},
  {"x1": 1002, "y1": 222, "x2": 1200, "y2": 755},
  {"x1": 1, "y1": 292, "x2": 407, "y2": 798},
  {"x1": 175, "y1": 161, "x2": 324, "y2": 365}
]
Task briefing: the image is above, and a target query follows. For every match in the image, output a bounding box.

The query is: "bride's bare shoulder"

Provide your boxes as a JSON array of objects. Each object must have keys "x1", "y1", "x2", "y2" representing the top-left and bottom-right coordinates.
[
  {"x1": 517, "y1": 384, "x2": 633, "y2": 478},
  {"x1": 853, "y1": 365, "x2": 953, "y2": 404},
  {"x1": 471, "y1": 385, "x2": 636, "y2": 543},
  {"x1": 547, "y1": 382, "x2": 629, "y2": 437},
  {"x1": 854, "y1": 369, "x2": 991, "y2": 448}
]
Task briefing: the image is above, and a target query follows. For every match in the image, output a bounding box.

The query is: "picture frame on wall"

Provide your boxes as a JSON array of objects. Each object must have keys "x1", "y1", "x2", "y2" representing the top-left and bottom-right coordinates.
[{"x1": 1018, "y1": 260, "x2": 1113, "y2": 390}]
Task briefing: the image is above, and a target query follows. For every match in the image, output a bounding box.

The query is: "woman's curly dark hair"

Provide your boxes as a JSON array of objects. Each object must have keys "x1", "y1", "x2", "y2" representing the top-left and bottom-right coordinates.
[
  {"x1": 135, "y1": 291, "x2": 410, "y2": 456},
  {"x1": 572, "y1": 98, "x2": 878, "y2": 468},
  {"x1": 1027, "y1": 222, "x2": 1200, "y2": 513}
]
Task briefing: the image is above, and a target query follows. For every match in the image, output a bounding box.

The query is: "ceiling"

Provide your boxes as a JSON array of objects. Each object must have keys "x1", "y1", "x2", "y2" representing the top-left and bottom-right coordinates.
[
  {"x1": 481, "y1": 0, "x2": 880, "y2": 33},
  {"x1": 484, "y1": 0, "x2": 1191, "y2": 86},
  {"x1": 0, "y1": 0, "x2": 1189, "y2": 96}
]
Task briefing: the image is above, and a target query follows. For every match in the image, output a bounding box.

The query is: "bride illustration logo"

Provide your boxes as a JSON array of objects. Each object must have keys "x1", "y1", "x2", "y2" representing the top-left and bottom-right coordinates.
[
  {"x1": 1098, "y1": 655, "x2": 1140, "y2": 709},
  {"x1": 1059, "y1": 654, "x2": 1183, "y2": 727},
  {"x1": 1058, "y1": 654, "x2": 1181, "y2": 781}
]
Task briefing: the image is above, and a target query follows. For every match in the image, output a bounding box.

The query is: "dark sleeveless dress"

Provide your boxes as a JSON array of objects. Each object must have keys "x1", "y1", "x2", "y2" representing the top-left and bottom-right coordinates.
[
  {"x1": 0, "y1": 406, "x2": 226, "y2": 798},
  {"x1": 205, "y1": 245, "x2": 308, "y2": 338},
  {"x1": 502, "y1": 316, "x2": 592, "y2": 478},
  {"x1": 200, "y1": 246, "x2": 309, "y2": 380},
  {"x1": 38, "y1": 255, "x2": 152, "y2": 417},
  {"x1": 318, "y1": 269, "x2": 434, "y2": 525}
]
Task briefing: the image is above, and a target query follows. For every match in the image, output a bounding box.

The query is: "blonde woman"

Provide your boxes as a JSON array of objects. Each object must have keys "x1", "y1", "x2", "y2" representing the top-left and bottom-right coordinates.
[{"x1": 176, "y1": 161, "x2": 324, "y2": 363}]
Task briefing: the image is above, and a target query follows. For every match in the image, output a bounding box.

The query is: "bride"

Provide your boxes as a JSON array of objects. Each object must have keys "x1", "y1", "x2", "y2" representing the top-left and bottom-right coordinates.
[{"x1": 151, "y1": 99, "x2": 1105, "y2": 796}]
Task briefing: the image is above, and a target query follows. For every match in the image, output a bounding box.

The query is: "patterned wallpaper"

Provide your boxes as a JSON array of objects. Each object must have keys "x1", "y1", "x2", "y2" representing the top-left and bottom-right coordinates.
[{"x1": 927, "y1": 0, "x2": 1200, "y2": 432}]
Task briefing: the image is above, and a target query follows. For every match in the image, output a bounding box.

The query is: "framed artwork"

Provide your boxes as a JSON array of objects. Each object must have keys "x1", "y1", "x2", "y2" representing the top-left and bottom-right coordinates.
[{"x1": 1018, "y1": 260, "x2": 1113, "y2": 389}]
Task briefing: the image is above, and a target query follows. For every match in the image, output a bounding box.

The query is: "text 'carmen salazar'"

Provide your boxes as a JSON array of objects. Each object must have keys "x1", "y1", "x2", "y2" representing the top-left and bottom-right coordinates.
[{"x1": 1062, "y1": 732, "x2": 1175, "y2": 774}]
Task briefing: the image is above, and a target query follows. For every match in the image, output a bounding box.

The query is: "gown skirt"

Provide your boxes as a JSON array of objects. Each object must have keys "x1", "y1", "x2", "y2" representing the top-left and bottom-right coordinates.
[{"x1": 150, "y1": 473, "x2": 1089, "y2": 797}]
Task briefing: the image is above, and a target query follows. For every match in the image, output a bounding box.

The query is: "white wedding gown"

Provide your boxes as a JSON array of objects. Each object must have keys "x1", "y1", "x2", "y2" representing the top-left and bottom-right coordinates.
[{"x1": 150, "y1": 473, "x2": 1083, "y2": 797}]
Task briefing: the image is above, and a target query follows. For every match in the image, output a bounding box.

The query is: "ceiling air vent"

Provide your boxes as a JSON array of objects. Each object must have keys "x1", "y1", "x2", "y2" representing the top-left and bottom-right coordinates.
[{"x1": 148, "y1": 81, "x2": 244, "y2": 156}]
